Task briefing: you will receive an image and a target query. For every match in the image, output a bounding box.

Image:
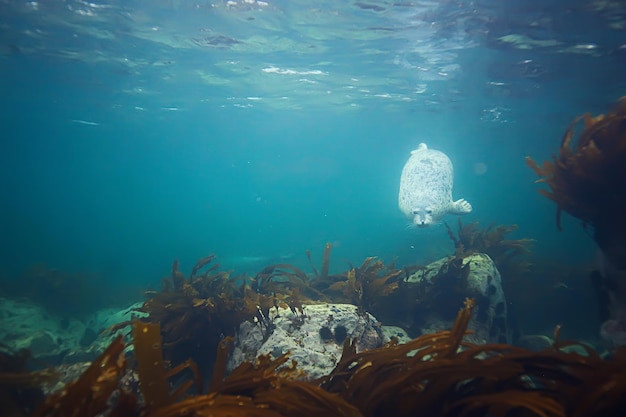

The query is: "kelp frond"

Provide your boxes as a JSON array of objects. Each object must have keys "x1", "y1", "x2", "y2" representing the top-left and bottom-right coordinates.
[
  {"x1": 132, "y1": 321, "x2": 201, "y2": 410},
  {"x1": 314, "y1": 256, "x2": 403, "y2": 315},
  {"x1": 320, "y1": 297, "x2": 626, "y2": 417},
  {"x1": 170, "y1": 333, "x2": 361, "y2": 417},
  {"x1": 0, "y1": 344, "x2": 59, "y2": 415},
  {"x1": 526, "y1": 97, "x2": 626, "y2": 263},
  {"x1": 321, "y1": 299, "x2": 477, "y2": 415},
  {"x1": 447, "y1": 391, "x2": 564, "y2": 417},
  {"x1": 139, "y1": 255, "x2": 312, "y2": 375},
  {"x1": 446, "y1": 219, "x2": 535, "y2": 281},
  {"x1": 33, "y1": 335, "x2": 127, "y2": 417},
  {"x1": 31, "y1": 297, "x2": 626, "y2": 417}
]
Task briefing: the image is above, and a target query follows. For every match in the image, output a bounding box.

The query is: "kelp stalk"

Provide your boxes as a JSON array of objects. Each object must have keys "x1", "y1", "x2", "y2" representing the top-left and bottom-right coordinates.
[{"x1": 320, "y1": 242, "x2": 332, "y2": 281}]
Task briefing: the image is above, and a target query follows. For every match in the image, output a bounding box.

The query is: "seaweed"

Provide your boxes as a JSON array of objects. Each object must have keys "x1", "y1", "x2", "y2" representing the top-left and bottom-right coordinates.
[
  {"x1": 317, "y1": 256, "x2": 403, "y2": 315},
  {"x1": 138, "y1": 255, "x2": 316, "y2": 376},
  {"x1": 305, "y1": 249, "x2": 320, "y2": 278},
  {"x1": 33, "y1": 335, "x2": 131, "y2": 417},
  {"x1": 138, "y1": 256, "x2": 254, "y2": 375},
  {"x1": 170, "y1": 259, "x2": 185, "y2": 291},
  {"x1": 213, "y1": 347, "x2": 342, "y2": 410},
  {"x1": 253, "y1": 263, "x2": 322, "y2": 303},
  {"x1": 446, "y1": 219, "x2": 535, "y2": 280},
  {"x1": 132, "y1": 321, "x2": 201, "y2": 410},
  {"x1": 29, "y1": 298, "x2": 626, "y2": 417},
  {"x1": 526, "y1": 97, "x2": 626, "y2": 267},
  {"x1": 321, "y1": 298, "x2": 626, "y2": 417},
  {"x1": 0, "y1": 345, "x2": 57, "y2": 416},
  {"x1": 152, "y1": 334, "x2": 360, "y2": 417},
  {"x1": 251, "y1": 263, "x2": 333, "y2": 323},
  {"x1": 305, "y1": 242, "x2": 334, "y2": 284},
  {"x1": 31, "y1": 244, "x2": 626, "y2": 416},
  {"x1": 190, "y1": 255, "x2": 219, "y2": 280},
  {"x1": 320, "y1": 242, "x2": 333, "y2": 281}
]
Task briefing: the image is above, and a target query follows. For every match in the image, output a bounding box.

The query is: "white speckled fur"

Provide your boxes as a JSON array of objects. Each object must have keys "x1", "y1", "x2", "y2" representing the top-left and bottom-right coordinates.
[{"x1": 398, "y1": 143, "x2": 472, "y2": 227}]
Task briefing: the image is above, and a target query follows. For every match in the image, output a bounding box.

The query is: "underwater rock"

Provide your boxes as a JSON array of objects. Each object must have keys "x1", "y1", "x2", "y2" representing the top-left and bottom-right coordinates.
[
  {"x1": 43, "y1": 362, "x2": 91, "y2": 395},
  {"x1": 64, "y1": 302, "x2": 147, "y2": 363},
  {"x1": 43, "y1": 362, "x2": 140, "y2": 398},
  {"x1": 594, "y1": 252, "x2": 626, "y2": 348},
  {"x1": 0, "y1": 297, "x2": 146, "y2": 363},
  {"x1": 407, "y1": 253, "x2": 510, "y2": 344},
  {"x1": 380, "y1": 325, "x2": 412, "y2": 344},
  {"x1": 79, "y1": 328, "x2": 98, "y2": 347},
  {"x1": 0, "y1": 297, "x2": 86, "y2": 363},
  {"x1": 228, "y1": 303, "x2": 386, "y2": 380},
  {"x1": 20, "y1": 331, "x2": 58, "y2": 357}
]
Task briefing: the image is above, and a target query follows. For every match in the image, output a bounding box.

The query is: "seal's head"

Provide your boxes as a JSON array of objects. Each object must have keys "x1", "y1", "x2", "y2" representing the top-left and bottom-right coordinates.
[{"x1": 411, "y1": 206, "x2": 435, "y2": 227}]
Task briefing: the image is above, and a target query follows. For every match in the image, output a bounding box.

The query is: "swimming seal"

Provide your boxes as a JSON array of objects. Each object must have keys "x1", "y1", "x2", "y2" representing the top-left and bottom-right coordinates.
[{"x1": 398, "y1": 143, "x2": 472, "y2": 227}]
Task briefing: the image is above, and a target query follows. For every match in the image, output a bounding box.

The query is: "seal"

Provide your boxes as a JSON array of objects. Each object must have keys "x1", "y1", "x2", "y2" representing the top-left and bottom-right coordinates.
[{"x1": 398, "y1": 143, "x2": 472, "y2": 227}]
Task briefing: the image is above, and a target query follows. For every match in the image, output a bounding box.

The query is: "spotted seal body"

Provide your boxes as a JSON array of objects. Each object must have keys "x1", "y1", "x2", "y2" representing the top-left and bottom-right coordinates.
[{"x1": 399, "y1": 143, "x2": 472, "y2": 227}]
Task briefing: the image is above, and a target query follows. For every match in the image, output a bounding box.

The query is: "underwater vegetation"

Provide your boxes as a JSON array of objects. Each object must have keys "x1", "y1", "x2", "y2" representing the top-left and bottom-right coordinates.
[
  {"x1": 445, "y1": 219, "x2": 535, "y2": 280},
  {"x1": 445, "y1": 219, "x2": 536, "y2": 333},
  {"x1": 312, "y1": 256, "x2": 404, "y2": 315},
  {"x1": 0, "y1": 344, "x2": 56, "y2": 417},
  {"x1": 137, "y1": 255, "x2": 310, "y2": 375},
  {"x1": 25, "y1": 299, "x2": 626, "y2": 417},
  {"x1": 107, "y1": 243, "x2": 478, "y2": 383},
  {"x1": 526, "y1": 97, "x2": 626, "y2": 268},
  {"x1": 137, "y1": 233, "x2": 528, "y2": 367},
  {"x1": 135, "y1": 248, "x2": 407, "y2": 376},
  {"x1": 32, "y1": 336, "x2": 128, "y2": 417}
]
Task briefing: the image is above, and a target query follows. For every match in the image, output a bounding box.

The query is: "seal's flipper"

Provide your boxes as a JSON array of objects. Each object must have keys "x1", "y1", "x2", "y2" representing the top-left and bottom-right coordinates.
[{"x1": 450, "y1": 198, "x2": 472, "y2": 214}]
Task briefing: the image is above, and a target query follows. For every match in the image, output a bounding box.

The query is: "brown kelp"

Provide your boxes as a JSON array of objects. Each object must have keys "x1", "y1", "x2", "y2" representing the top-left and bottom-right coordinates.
[
  {"x1": 23, "y1": 245, "x2": 626, "y2": 416},
  {"x1": 140, "y1": 257, "x2": 256, "y2": 374},
  {"x1": 322, "y1": 298, "x2": 626, "y2": 417},
  {"x1": 446, "y1": 219, "x2": 534, "y2": 281},
  {"x1": 320, "y1": 242, "x2": 333, "y2": 282},
  {"x1": 132, "y1": 321, "x2": 201, "y2": 410},
  {"x1": 32, "y1": 299, "x2": 626, "y2": 417},
  {"x1": 33, "y1": 335, "x2": 131, "y2": 417},
  {"x1": 526, "y1": 97, "x2": 626, "y2": 267},
  {"x1": 0, "y1": 344, "x2": 57, "y2": 416},
  {"x1": 313, "y1": 256, "x2": 403, "y2": 315},
  {"x1": 139, "y1": 249, "x2": 406, "y2": 378},
  {"x1": 35, "y1": 321, "x2": 362, "y2": 417},
  {"x1": 138, "y1": 255, "x2": 316, "y2": 375}
]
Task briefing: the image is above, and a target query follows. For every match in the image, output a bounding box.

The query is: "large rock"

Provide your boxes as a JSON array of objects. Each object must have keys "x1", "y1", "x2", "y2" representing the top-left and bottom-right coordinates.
[
  {"x1": 228, "y1": 303, "x2": 386, "y2": 380},
  {"x1": 0, "y1": 297, "x2": 145, "y2": 363},
  {"x1": 406, "y1": 253, "x2": 509, "y2": 344},
  {"x1": 228, "y1": 254, "x2": 509, "y2": 379},
  {"x1": 0, "y1": 297, "x2": 84, "y2": 362}
]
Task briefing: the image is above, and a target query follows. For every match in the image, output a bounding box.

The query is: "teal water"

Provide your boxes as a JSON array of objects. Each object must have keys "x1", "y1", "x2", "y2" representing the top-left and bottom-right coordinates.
[{"x1": 0, "y1": 0, "x2": 623, "y2": 319}]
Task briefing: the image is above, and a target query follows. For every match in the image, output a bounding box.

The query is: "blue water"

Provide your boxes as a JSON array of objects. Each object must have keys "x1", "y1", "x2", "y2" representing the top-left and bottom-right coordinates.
[{"x1": 0, "y1": 0, "x2": 623, "y2": 307}]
